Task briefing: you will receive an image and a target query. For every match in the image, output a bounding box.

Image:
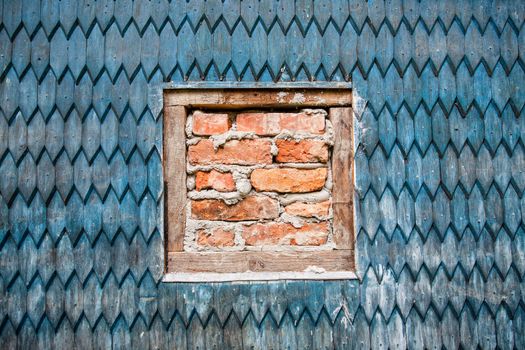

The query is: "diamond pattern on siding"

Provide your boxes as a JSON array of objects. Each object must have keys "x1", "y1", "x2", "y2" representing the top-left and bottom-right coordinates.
[{"x1": 0, "y1": 0, "x2": 524, "y2": 347}]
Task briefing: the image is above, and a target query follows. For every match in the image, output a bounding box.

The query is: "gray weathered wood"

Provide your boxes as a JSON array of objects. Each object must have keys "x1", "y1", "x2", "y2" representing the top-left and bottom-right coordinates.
[
  {"x1": 164, "y1": 105, "x2": 187, "y2": 252},
  {"x1": 330, "y1": 107, "x2": 354, "y2": 250},
  {"x1": 164, "y1": 89, "x2": 352, "y2": 109},
  {"x1": 167, "y1": 250, "x2": 354, "y2": 274}
]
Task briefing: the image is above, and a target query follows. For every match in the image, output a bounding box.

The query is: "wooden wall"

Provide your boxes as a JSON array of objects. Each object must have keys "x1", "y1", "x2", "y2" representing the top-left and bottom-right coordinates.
[{"x1": 0, "y1": 0, "x2": 524, "y2": 348}]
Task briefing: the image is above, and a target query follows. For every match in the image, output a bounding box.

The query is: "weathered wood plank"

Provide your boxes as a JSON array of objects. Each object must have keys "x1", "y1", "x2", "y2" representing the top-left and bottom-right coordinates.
[
  {"x1": 330, "y1": 107, "x2": 354, "y2": 249},
  {"x1": 164, "y1": 271, "x2": 357, "y2": 283},
  {"x1": 164, "y1": 81, "x2": 352, "y2": 90},
  {"x1": 164, "y1": 105, "x2": 187, "y2": 252},
  {"x1": 167, "y1": 250, "x2": 353, "y2": 274},
  {"x1": 165, "y1": 89, "x2": 352, "y2": 108}
]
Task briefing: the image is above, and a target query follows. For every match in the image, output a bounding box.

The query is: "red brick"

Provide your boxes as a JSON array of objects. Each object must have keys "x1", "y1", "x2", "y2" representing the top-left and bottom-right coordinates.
[
  {"x1": 236, "y1": 112, "x2": 325, "y2": 135},
  {"x1": 280, "y1": 113, "x2": 325, "y2": 134},
  {"x1": 191, "y1": 196, "x2": 279, "y2": 221},
  {"x1": 197, "y1": 228, "x2": 235, "y2": 247},
  {"x1": 188, "y1": 139, "x2": 272, "y2": 165},
  {"x1": 242, "y1": 222, "x2": 329, "y2": 246},
  {"x1": 250, "y1": 168, "x2": 327, "y2": 193},
  {"x1": 195, "y1": 170, "x2": 236, "y2": 192},
  {"x1": 236, "y1": 113, "x2": 281, "y2": 135},
  {"x1": 276, "y1": 139, "x2": 329, "y2": 163},
  {"x1": 192, "y1": 111, "x2": 230, "y2": 135},
  {"x1": 284, "y1": 200, "x2": 331, "y2": 219}
]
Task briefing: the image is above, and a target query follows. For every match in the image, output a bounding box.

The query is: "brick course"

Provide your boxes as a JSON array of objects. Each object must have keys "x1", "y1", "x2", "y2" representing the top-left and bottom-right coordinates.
[
  {"x1": 284, "y1": 200, "x2": 331, "y2": 219},
  {"x1": 237, "y1": 111, "x2": 325, "y2": 135},
  {"x1": 242, "y1": 222, "x2": 329, "y2": 246},
  {"x1": 188, "y1": 139, "x2": 272, "y2": 165},
  {"x1": 250, "y1": 168, "x2": 328, "y2": 193},
  {"x1": 185, "y1": 109, "x2": 334, "y2": 251},
  {"x1": 191, "y1": 196, "x2": 279, "y2": 221}
]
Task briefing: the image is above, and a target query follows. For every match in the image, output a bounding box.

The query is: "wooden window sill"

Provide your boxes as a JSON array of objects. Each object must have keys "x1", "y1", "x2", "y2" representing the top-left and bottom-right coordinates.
[{"x1": 163, "y1": 271, "x2": 357, "y2": 283}]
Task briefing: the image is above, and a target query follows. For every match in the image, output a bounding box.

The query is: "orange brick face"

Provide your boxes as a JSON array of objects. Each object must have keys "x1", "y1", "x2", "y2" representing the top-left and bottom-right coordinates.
[
  {"x1": 242, "y1": 222, "x2": 329, "y2": 246},
  {"x1": 275, "y1": 139, "x2": 328, "y2": 163},
  {"x1": 284, "y1": 201, "x2": 331, "y2": 219},
  {"x1": 197, "y1": 228, "x2": 235, "y2": 247},
  {"x1": 237, "y1": 112, "x2": 325, "y2": 135},
  {"x1": 185, "y1": 108, "x2": 334, "y2": 251},
  {"x1": 250, "y1": 168, "x2": 327, "y2": 193},
  {"x1": 236, "y1": 112, "x2": 281, "y2": 135},
  {"x1": 192, "y1": 111, "x2": 230, "y2": 135},
  {"x1": 191, "y1": 196, "x2": 279, "y2": 221},
  {"x1": 188, "y1": 139, "x2": 272, "y2": 165},
  {"x1": 279, "y1": 113, "x2": 325, "y2": 134},
  {"x1": 195, "y1": 170, "x2": 235, "y2": 192}
]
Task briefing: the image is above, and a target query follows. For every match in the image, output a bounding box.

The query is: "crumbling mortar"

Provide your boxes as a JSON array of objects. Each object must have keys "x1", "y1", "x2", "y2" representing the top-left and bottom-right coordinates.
[
  {"x1": 242, "y1": 244, "x2": 336, "y2": 252},
  {"x1": 187, "y1": 162, "x2": 330, "y2": 173},
  {"x1": 209, "y1": 130, "x2": 257, "y2": 150},
  {"x1": 278, "y1": 189, "x2": 331, "y2": 206},
  {"x1": 185, "y1": 112, "x2": 193, "y2": 138},
  {"x1": 184, "y1": 108, "x2": 337, "y2": 252}
]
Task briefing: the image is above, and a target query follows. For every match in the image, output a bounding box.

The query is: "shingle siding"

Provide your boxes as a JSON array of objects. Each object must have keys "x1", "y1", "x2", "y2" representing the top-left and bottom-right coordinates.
[{"x1": 0, "y1": 0, "x2": 524, "y2": 348}]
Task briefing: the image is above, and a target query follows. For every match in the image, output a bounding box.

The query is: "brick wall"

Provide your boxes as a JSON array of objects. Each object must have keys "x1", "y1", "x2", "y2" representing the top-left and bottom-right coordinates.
[{"x1": 184, "y1": 109, "x2": 335, "y2": 251}]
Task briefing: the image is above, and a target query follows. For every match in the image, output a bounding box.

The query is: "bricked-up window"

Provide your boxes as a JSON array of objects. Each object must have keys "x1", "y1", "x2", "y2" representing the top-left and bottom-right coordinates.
[{"x1": 163, "y1": 88, "x2": 354, "y2": 281}]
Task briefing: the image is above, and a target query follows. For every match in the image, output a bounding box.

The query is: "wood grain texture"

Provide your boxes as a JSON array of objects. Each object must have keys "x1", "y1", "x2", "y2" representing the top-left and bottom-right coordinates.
[
  {"x1": 330, "y1": 107, "x2": 354, "y2": 249},
  {"x1": 165, "y1": 89, "x2": 352, "y2": 108},
  {"x1": 164, "y1": 105, "x2": 187, "y2": 252},
  {"x1": 167, "y1": 250, "x2": 354, "y2": 273},
  {"x1": 164, "y1": 89, "x2": 354, "y2": 273}
]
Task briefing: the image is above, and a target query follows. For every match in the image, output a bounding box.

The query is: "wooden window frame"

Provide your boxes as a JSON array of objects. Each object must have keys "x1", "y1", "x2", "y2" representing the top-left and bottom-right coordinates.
[{"x1": 163, "y1": 87, "x2": 355, "y2": 281}]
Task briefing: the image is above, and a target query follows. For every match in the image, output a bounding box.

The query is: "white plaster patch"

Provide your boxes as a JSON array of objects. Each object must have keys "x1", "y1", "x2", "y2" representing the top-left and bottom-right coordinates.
[
  {"x1": 276, "y1": 91, "x2": 289, "y2": 103},
  {"x1": 290, "y1": 93, "x2": 306, "y2": 104}
]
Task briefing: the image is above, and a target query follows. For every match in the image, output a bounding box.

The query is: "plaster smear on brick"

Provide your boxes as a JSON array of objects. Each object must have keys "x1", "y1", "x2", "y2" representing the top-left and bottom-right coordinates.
[
  {"x1": 183, "y1": 211, "x2": 246, "y2": 252},
  {"x1": 209, "y1": 131, "x2": 257, "y2": 150},
  {"x1": 279, "y1": 189, "x2": 332, "y2": 205},
  {"x1": 272, "y1": 117, "x2": 334, "y2": 147},
  {"x1": 187, "y1": 190, "x2": 244, "y2": 204},
  {"x1": 279, "y1": 212, "x2": 333, "y2": 229}
]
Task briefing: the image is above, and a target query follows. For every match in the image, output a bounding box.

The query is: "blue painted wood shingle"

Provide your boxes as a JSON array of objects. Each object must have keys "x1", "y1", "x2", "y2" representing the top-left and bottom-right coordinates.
[{"x1": 0, "y1": 0, "x2": 524, "y2": 348}]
